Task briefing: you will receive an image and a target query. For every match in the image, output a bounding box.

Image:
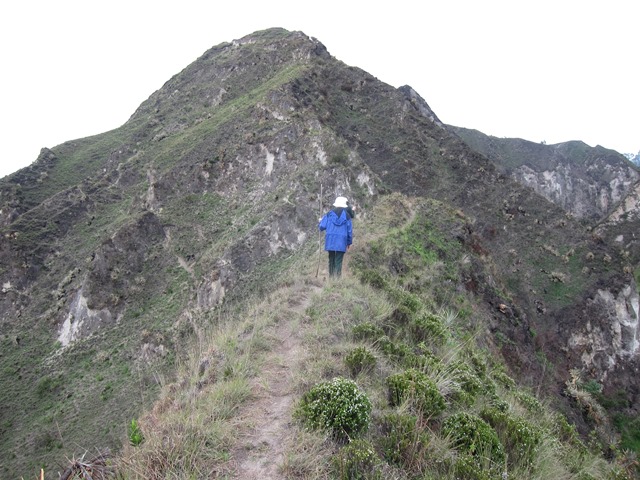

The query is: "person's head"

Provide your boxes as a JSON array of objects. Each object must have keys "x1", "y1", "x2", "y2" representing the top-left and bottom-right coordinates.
[{"x1": 333, "y1": 196, "x2": 348, "y2": 208}]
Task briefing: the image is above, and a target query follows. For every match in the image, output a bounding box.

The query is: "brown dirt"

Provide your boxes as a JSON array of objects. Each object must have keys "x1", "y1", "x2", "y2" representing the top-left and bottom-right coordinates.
[{"x1": 230, "y1": 281, "x2": 322, "y2": 479}]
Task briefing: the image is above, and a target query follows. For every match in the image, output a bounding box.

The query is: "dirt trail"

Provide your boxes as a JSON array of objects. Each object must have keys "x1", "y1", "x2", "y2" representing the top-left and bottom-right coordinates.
[
  {"x1": 231, "y1": 282, "x2": 322, "y2": 479},
  {"x1": 230, "y1": 198, "x2": 415, "y2": 478}
]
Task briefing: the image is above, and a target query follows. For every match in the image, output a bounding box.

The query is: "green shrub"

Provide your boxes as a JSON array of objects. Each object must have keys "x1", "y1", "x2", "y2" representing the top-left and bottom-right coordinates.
[
  {"x1": 415, "y1": 343, "x2": 443, "y2": 369},
  {"x1": 345, "y1": 347, "x2": 377, "y2": 376},
  {"x1": 128, "y1": 418, "x2": 144, "y2": 446},
  {"x1": 469, "y1": 349, "x2": 489, "y2": 378},
  {"x1": 376, "y1": 412, "x2": 424, "y2": 468},
  {"x1": 514, "y1": 390, "x2": 544, "y2": 413},
  {"x1": 358, "y1": 269, "x2": 387, "y2": 289},
  {"x1": 332, "y1": 439, "x2": 382, "y2": 479},
  {"x1": 450, "y1": 361, "x2": 483, "y2": 405},
  {"x1": 410, "y1": 312, "x2": 447, "y2": 344},
  {"x1": 376, "y1": 335, "x2": 395, "y2": 356},
  {"x1": 613, "y1": 413, "x2": 640, "y2": 453},
  {"x1": 376, "y1": 336, "x2": 415, "y2": 365},
  {"x1": 36, "y1": 375, "x2": 61, "y2": 397},
  {"x1": 492, "y1": 369, "x2": 516, "y2": 389},
  {"x1": 582, "y1": 379, "x2": 603, "y2": 396},
  {"x1": 452, "y1": 453, "x2": 493, "y2": 480},
  {"x1": 391, "y1": 305, "x2": 413, "y2": 325},
  {"x1": 386, "y1": 369, "x2": 445, "y2": 417},
  {"x1": 552, "y1": 413, "x2": 587, "y2": 451},
  {"x1": 386, "y1": 288, "x2": 422, "y2": 325},
  {"x1": 481, "y1": 407, "x2": 542, "y2": 468},
  {"x1": 387, "y1": 288, "x2": 421, "y2": 314},
  {"x1": 296, "y1": 377, "x2": 372, "y2": 440},
  {"x1": 394, "y1": 343, "x2": 416, "y2": 366},
  {"x1": 442, "y1": 412, "x2": 505, "y2": 473},
  {"x1": 352, "y1": 322, "x2": 385, "y2": 341},
  {"x1": 491, "y1": 398, "x2": 510, "y2": 413}
]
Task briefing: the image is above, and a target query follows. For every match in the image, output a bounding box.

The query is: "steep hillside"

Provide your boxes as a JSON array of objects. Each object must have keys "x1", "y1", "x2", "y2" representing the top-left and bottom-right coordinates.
[
  {"x1": 450, "y1": 126, "x2": 640, "y2": 317},
  {"x1": 451, "y1": 126, "x2": 640, "y2": 221},
  {"x1": 0, "y1": 28, "x2": 638, "y2": 478},
  {"x1": 115, "y1": 195, "x2": 633, "y2": 479}
]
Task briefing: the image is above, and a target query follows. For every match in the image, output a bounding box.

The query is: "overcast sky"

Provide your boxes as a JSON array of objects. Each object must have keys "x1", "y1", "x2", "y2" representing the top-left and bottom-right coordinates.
[{"x1": 1, "y1": 0, "x2": 638, "y2": 179}]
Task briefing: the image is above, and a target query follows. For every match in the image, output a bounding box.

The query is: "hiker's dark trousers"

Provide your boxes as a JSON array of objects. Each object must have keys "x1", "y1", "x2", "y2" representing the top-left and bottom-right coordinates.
[{"x1": 328, "y1": 251, "x2": 345, "y2": 277}]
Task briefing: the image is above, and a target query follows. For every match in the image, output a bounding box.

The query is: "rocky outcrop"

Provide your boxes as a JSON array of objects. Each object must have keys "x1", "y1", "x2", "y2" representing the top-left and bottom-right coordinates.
[
  {"x1": 398, "y1": 85, "x2": 444, "y2": 128},
  {"x1": 598, "y1": 181, "x2": 640, "y2": 226},
  {"x1": 85, "y1": 211, "x2": 165, "y2": 311},
  {"x1": 57, "y1": 286, "x2": 116, "y2": 346},
  {"x1": 512, "y1": 163, "x2": 638, "y2": 219},
  {"x1": 196, "y1": 268, "x2": 227, "y2": 310},
  {"x1": 569, "y1": 284, "x2": 640, "y2": 379}
]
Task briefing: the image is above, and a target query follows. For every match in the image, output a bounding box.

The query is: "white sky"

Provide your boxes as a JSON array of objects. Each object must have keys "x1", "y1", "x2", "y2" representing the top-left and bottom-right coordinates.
[{"x1": 1, "y1": 0, "x2": 638, "y2": 179}]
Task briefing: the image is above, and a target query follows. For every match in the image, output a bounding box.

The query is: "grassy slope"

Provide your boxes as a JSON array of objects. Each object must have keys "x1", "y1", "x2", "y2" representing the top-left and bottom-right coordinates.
[
  {"x1": 112, "y1": 194, "x2": 632, "y2": 479},
  {"x1": 0, "y1": 31, "x2": 315, "y2": 477}
]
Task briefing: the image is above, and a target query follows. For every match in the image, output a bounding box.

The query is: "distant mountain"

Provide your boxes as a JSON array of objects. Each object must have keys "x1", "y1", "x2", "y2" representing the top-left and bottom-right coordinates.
[
  {"x1": 1, "y1": 28, "x2": 638, "y2": 478},
  {"x1": 450, "y1": 126, "x2": 640, "y2": 222},
  {"x1": 624, "y1": 151, "x2": 640, "y2": 166}
]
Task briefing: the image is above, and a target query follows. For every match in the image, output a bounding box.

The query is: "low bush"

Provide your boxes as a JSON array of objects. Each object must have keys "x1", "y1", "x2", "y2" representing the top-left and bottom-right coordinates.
[
  {"x1": 410, "y1": 312, "x2": 447, "y2": 344},
  {"x1": 386, "y1": 368, "x2": 445, "y2": 417},
  {"x1": 128, "y1": 418, "x2": 145, "y2": 446},
  {"x1": 442, "y1": 412, "x2": 505, "y2": 475},
  {"x1": 358, "y1": 269, "x2": 387, "y2": 289},
  {"x1": 450, "y1": 360, "x2": 484, "y2": 406},
  {"x1": 296, "y1": 377, "x2": 372, "y2": 440},
  {"x1": 481, "y1": 407, "x2": 542, "y2": 468},
  {"x1": 345, "y1": 346, "x2": 377, "y2": 376},
  {"x1": 376, "y1": 412, "x2": 425, "y2": 469},
  {"x1": 414, "y1": 343, "x2": 443, "y2": 369},
  {"x1": 332, "y1": 439, "x2": 382, "y2": 480},
  {"x1": 386, "y1": 288, "x2": 422, "y2": 315},
  {"x1": 452, "y1": 453, "x2": 494, "y2": 480},
  {"x1": 376, "y1": 336, "x2": 415, "y2": 365},
  {"x1": 492, "y1": 369, "x2": 516, "y2": 389},
  {"x1": 352, "y1": 322, "x2": 385, "y2": 341},
  {"x1": 514, "y1": 390, "x2": 544, "y2": 414}
]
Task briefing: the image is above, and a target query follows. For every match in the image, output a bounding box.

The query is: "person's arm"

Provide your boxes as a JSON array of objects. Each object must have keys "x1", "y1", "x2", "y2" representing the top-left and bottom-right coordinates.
[{"x1": 319, "y1": 213, "x2": 328, "y2": 231}]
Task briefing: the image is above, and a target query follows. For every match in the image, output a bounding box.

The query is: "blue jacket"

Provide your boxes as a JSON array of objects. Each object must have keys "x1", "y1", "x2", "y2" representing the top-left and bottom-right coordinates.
[{"x1": 319, "y1": 208, "x2": 353, "y2": 252}]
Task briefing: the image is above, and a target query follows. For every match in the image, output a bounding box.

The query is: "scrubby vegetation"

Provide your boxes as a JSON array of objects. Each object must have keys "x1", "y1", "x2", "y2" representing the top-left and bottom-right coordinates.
[{"x1": 107, "y1": 195, "x2": 637, "y2": 479}]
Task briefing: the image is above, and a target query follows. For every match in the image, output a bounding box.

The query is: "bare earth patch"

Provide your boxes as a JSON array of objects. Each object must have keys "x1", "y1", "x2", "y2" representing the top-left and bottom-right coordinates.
[{"x1": 230, "y1": 282, "x2": 321, "y2": 479}]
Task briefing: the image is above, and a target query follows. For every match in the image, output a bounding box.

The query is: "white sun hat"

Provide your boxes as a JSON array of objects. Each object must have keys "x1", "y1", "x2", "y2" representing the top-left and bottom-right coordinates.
[{"x1": 333, "y1": 196, "x2": 348, "y2": 208}]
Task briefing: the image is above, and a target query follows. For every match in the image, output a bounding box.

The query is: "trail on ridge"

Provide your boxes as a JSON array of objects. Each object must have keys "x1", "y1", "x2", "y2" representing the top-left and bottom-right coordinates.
[{"x1": 230, "y1": 280, "x2": 322, "y2": 479}]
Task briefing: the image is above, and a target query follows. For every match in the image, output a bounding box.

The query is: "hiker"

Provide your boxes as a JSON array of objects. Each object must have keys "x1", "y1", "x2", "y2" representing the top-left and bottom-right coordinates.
[{"x1": 318, "y1": 196, "x2": 354, "y2": 278}]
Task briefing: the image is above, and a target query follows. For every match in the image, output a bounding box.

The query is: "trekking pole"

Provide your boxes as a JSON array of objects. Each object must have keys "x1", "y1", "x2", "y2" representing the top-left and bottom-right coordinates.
[{"x1": 315, "y1": 183, "x2": 323, "y2": 277}]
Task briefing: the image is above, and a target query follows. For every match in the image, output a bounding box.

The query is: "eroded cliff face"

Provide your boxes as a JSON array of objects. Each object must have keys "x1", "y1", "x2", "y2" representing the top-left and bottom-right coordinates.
[
  {"x1": 512, "y1": 163, "x2": 639, "y2": 220},
  {"x1": 57, "y1": 287, "x2": 117, "y2": 347},
  {"x1": 569, "y1": 284, "x2": 640, "y2": 379},
  {"x1": 599, "y1": 182, "x2": 640, "y2": 227}
]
